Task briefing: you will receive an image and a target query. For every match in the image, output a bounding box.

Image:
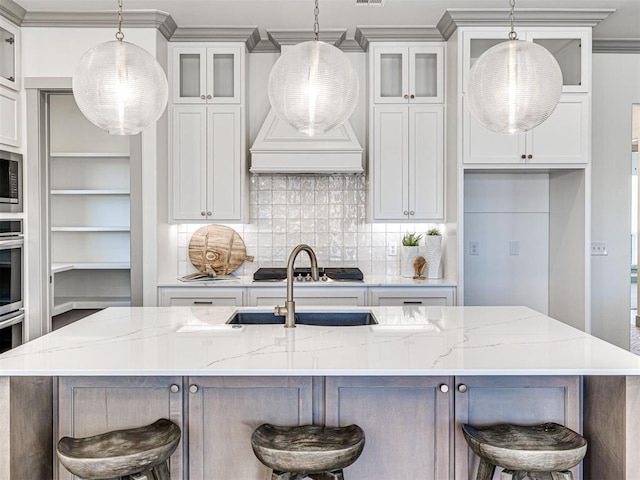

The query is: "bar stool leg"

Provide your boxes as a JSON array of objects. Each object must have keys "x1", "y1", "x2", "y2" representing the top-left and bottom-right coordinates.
[
  {"x1": 551, "y1": 472, "x2": 573, "y2": 480},
  {"x1": 271, "y1": 471, "x2": 294, "y2": 480},
  {"x1": 476, "y1": 458, "x2": 496, "y2": 480},
  {"x1": 500, "y1": 470, "x2": 527, "y2": 480},
  {"x1": 151, "y1": 461, "x2": 171, "y2": 480},
  {"x1": 309, "y1": 470, "x2": 345, "y2": 480}
]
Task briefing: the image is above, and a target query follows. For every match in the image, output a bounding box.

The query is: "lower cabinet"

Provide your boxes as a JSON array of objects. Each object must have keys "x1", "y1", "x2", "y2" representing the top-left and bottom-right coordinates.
[
  {"x1": 369, "y1": 286, "x2": 456, "y2": 306},
  {"x1": 158, "y1": 287, "x2": 244, "y2": 306},
  {"x1": 247, "y1": 286, "x2": 367, "y2": 307},
  {"x1": 56, "y1": 375, "x2": 580, "y2": 480}
]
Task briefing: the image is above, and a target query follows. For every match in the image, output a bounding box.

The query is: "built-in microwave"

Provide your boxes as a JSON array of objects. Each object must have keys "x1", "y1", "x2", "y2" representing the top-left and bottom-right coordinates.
[{"x1": 0, "y1": 150, "x2": 21, "y2": 213}]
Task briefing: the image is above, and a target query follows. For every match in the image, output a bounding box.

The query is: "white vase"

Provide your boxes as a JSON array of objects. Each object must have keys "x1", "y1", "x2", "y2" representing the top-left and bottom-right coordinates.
[
  {"x1": 425, "y1": 235, "x2": 443, "y2": 279},
  {"x1": 400, "y1": 245, "x2": 421, "y2": 278}
]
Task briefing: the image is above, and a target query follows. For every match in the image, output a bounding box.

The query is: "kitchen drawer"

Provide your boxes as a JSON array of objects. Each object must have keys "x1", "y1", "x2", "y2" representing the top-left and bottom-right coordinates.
[
  {"x1": 158, "y1": 287, "x2": 244, "y2": 307},
  {"x1": 247, "y1": 286, "x2": 367, "y2": 307},
  {"x1": 369, "y1": 286, "x2": 456, "y2": 306}
]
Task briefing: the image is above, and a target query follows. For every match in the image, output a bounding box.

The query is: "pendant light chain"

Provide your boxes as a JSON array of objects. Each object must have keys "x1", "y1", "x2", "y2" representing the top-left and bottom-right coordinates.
[
  {"x1": 116, "y1": 0, "x2": 124, "y2": 41},
  {"x1": 313, "y1": 0, "x2": 319, "y2": 41},
  {"x1": 508, "y1": 0, "x2": 518, "y2": 40}
]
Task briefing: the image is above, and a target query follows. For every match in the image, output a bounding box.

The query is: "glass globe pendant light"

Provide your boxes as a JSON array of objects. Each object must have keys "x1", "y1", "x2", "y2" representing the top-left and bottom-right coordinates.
[
  {"x1": 267, "y1": 0, "x2": 359, "y2": 136},
  {"x1": 72, "y1": 0, "x2": 168, "y2": 135},
  {"x1": 465, "y1": 0, "x2": 563, "y2": 134}
]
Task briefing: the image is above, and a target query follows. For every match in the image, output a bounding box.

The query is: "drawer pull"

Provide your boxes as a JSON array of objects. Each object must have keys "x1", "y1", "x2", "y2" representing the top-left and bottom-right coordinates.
[
  {"x1": 403, "y1": 301, "x2": 423, "y2": 305},
  {"x1": 170, "y1": 384, "x2": 180, "y2": 393},
  {"x1": 189, "y1": 385, "x2": 199, "y2": 394},
  {"x1": 439, "y1": 384, "x2": 449, "y2": 393},
  {"x1": 458, "y1": 384, "x2": 468, "y2": 393},
  {"x1": 193, "y1": 301, "x2": 213, "y2": 305}
]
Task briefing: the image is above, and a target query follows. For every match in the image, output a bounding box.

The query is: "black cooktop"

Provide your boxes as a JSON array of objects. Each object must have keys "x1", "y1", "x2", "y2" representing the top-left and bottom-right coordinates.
[{"x1": 253, "y1": 267, "x2": 364, "y2": 282}]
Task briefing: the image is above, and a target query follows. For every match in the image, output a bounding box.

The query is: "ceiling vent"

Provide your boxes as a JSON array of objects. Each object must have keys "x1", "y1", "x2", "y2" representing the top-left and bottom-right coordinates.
[{"x1": 356, "y1": 0, "x2": 385, "y2": 5}]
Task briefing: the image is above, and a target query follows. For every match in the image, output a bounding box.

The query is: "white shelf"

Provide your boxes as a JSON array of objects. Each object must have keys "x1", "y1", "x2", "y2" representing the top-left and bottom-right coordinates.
[
  {"x1": 52, "y1": 297, "x2": 131, "y2": 316},
  {"x1": 51, "y1": 189, "x2": 130, "y2": 195},
  {"x1": 51, "y1": 226, "x2": 130, "y2": 232},
  {"x1": 50, "y1": 152, "x2": 129, "y2": 158},
  {"x1": 52, "y1": 262, "x2": 130, "y2": 274}
]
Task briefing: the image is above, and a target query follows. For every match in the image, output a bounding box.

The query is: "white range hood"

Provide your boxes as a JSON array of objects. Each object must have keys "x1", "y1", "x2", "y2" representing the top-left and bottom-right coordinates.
[
  {"x1": 250, "y1": 109, "x2": 363, "y2": 174},
  {"x1": 250, "y1": 29, "x2": 363, "y2": 174}
]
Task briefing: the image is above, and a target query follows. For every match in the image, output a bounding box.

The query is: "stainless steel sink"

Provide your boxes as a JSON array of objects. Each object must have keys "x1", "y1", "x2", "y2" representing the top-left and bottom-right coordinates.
[{"x1": 227, "y1": 311, "x2": 378, "y2": 326}]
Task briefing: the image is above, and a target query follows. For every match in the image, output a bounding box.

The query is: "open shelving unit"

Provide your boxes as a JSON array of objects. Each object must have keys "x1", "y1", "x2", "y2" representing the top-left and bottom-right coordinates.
[{"x1": 49, "y1": 94, "x2": 131, "y2": 316}]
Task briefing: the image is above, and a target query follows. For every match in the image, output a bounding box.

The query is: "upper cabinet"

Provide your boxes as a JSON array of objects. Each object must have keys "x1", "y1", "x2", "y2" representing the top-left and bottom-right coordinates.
[
  {"x1": 171, "y1": 46, "x2": 243, "y2": 104},
  {"x1": 372, "y1": 44, "x2": 444, "y2": 104},
  {"x1": 0, "y1": 16, "x2": 20, "y2": 91}
]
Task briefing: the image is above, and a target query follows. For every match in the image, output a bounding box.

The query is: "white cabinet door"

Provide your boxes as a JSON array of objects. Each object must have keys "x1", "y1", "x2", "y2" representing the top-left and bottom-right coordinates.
[
  {"x1": 372, "y1": 45, "x2": 409, "y2": 104},
  {"x1": 207, "y1": 105, "x2": 243, "y2": 220},
  {"x1": 410, "y1": 105, "x2": 444, "y2": 220},
  {"x1": 171, "y1": 47, "x2": 207, "y2": 104},
  {"x1": 372, "y1": 105, "x2": 444, "y2": 221},
  {"x1": 369, "y1": 286, "x2": 456, "y2": 306},
  {"x1": 205, "y1": 47, "x2": 243, "y2": 104},
  {"x1": 158, "y1": 287, "x2": 244, "y2": 307},
  {"x1": 0, "y1": 86, "x2": 19, "y2": 147},
  {"x1": 171, "y1": 106, "x2": 208, "y2": 221}
]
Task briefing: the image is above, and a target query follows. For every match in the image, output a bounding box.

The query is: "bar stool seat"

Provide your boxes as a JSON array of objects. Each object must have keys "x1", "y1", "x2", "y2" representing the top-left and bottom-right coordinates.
[
  {"x1": 251, "y1": 423, "x2": 365, "y2": 480},
  {"x1": 57, "y1": 418, "x2": 181, "y2": 480},
  {"x1": 462, "y1": 422, "x2": 587, "y2": 480}
]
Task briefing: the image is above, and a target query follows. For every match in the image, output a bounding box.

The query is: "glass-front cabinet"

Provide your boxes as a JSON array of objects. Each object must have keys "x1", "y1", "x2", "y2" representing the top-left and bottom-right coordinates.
[
  {"x1": 171, "y1": 45, "x2": 242, "y2": 104},
  {"x1": 372, "y1": 44, "x2": 444, "y2": 104},
  {"x1": 0, "y1": 17, "x2": 19, "y2": 91},
  {"x1": 462, "y1": 29, "x2": 589, "y2": 93}
]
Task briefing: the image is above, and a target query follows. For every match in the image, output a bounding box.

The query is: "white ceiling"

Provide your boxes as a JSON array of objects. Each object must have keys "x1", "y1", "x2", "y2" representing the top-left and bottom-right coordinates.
[{"x1": 12, "y1": 0, "x2": 640, "y2": 40}]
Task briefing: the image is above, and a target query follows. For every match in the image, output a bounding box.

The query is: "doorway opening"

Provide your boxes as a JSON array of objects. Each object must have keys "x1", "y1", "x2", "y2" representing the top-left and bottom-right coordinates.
[{"x1": 631, "y1": 104, "x2": 639, "y2": 353}]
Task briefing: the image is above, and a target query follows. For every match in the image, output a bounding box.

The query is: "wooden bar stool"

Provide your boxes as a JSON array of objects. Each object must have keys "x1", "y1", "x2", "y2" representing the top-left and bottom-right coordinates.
[
  {"x1": 461, "y1": 422, "x2": 587, "y2": 480},
  {"x1": 56, "y1": 418, "x2": 181, "y2": 480},
  {"x1": 251, "y1": 423, "x2": 365, "y2": 480}
]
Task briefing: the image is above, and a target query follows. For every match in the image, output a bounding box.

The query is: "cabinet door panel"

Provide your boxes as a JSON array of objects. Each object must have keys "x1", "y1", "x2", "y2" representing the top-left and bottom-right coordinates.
[
  {"x1": 373, "y1": 106, "x2": 409, "y2": 220},
  {"x1": 171, "y1": 106, "x2": 207, "y2": 221},
  {"x1": 370, "y1": 286, "x2": 455, "y2": 306},
  {"x1": 409, "y1": 45, "x2": 444, "y2": 103},
  {"x1": 171, "y1": 47, "x2": 207, "y2": 103},
  {"x1": 57, "y1": 377, "x2": 184, "y2": 480},
  {"x1": 0, "y1": 86, "x2": 19, "y2": 147},
  {"x1": 187, "y1": 376, "x2": 312, "y2": 480},
  {"x1": 373, "y1": 46, "x2": 409, "y2": 103},
  {"x1": 454, "y1": 376, "x2": 581, "y2": 480},
  {"x1": 208, "y1": 106, "x2": 242, "y2": 220},
  {"x1": 325, "y1": 376, "x2": 452, "y2": 480},
  {"x1": 529, "y1": 95, "x2": 589, "y2": 164},
  {"x1": 206, "y1": 47, "x2": 242, "y2": 103},
  {"x1": 410, "y1": 105, "x2": 444, "y2": 220},
  {"x1": 158, "y1": 287, "x2": 244, "y2": 307}
]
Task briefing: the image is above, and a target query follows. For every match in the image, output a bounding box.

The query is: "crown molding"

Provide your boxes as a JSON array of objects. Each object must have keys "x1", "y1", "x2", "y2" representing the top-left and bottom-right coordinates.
[
  {"x1": 437, "y1": 8, "x2": 616, "y2": 40},
  {"x1": 20, "y1": 10, "x2": 177, "y2": 40},
  {"x1": 265, "y1": 29, "x2": 347, "y2": 51},
  {"x1": 593, "y1": 38, "x2": 640, "y2": 54},
  {"x1": 354, "y1": 26, "x2": 443, "y2": 51},
  {"x1": 0, "y1": 0, "x2": 26, "y2": 26},
  {"x1": 170, "y1": 26, "x2": 261, "y2": 51}
]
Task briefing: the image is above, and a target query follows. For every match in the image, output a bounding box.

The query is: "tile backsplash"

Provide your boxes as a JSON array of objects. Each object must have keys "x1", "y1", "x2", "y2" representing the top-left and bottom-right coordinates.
[{"x1": 178, "y1": 174, "x2": 442, "y2": 277}]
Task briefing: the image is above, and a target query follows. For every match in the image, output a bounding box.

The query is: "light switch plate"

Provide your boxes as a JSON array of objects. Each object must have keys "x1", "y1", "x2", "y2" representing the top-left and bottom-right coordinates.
[{"x1": 591, "y1": 241, "x2": 608, "y2": 256}]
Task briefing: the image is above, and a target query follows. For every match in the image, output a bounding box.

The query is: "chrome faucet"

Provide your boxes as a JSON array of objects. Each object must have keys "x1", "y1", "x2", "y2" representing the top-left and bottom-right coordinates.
[{"x1": 274, "y1": 244, "x2": 319, "y2": 328}]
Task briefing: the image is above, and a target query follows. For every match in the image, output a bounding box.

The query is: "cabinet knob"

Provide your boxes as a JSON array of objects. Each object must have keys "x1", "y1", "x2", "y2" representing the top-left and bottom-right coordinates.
[
  {"x1": 201, "y1": 211, "x2": 206, "y2": 216},
  {"x1": 170, "y1": 384, "x2": 180, "y2": 393},
  {"x1": 410, "y1": 94, "x2": 415, "y2": 99},
  {"x1": 189, "y1": 384, "x2": 199, "y2": 394},
  {"x1": 521, "y1": 154, "x2": 527, "y2": 159},
  {"x1": 200, "y1": 95, "x2": 206, "y2": 99},
  {"x1": 527, "y1": 154, "x2": 533, "y2": 159},
  {"x1": 403, "y1": 94, "x2": 409, "y2": 99},
  {"x1": 439, "y1": 384, "x2": 449, "y2": 393},
  {"x1": 409, "y1": 210, "x2": 415, "y2": 215},
  {"x1": 207, "y1": 95, "x2": 212, "y2": 99},
  {"x1": 207, "y1": 211, "x2": 212, "y2": 216},
  {"x1": 403, "y1": 210, "x2": 409, "y2": 215},
  {"x1": 458, "y1": 384, "x2": 468, "y2": 393}
]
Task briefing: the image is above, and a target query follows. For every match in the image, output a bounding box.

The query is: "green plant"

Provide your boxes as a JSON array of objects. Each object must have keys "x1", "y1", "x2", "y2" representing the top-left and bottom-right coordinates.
[
  {"x1": 427, "y1": 227, "x2": 441, "y2": 236},
  {"x1": 402, "y1": 232, "x2": 423, "y2": 246}
]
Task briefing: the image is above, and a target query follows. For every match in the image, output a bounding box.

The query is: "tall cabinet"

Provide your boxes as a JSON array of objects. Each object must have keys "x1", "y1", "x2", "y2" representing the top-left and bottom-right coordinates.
[
  {"x1": 49, "y1": 94, "x2": 131, "y2": 315},
  {"x1": 440, "y1": 11, "x2": 611, "y2": 332},
  {"x1": 0, "y1": 15, "x2": 20, "y2": 149},
  {"x1": 368, "y1": 43, "x2": 445, "y2": 222},
  {"x1": 169, "y1": 44, "x2": 247, "y2": 223}
]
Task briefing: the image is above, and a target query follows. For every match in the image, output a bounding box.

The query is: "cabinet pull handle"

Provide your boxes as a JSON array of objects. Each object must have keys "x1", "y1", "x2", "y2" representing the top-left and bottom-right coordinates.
[
  {"x1": 410, "y1": 94, "x2": 415, "y2": 99},
  {"x1": 409, "y1": 210, "x2": 415, "y2": 215},
  {"x1": 458, "y1": 384, "x2": 468, "y2": 393},
  {"x1": 207, "y1": 94, "x2": 212, "y2": 99},
  {"x1": 521, "y1": 154, "x2": 526, "y2": 159},
  {"x1": 403, "y1": 301, "x2": 423, "y2": 304},
  {"x1": 527, "y1": 154, "x2": 533, "y2": 159},
  {"x1": 403, "y1": 94, "x2": 409, "y2": 99},
  {"x1": 170, "y1": 384, "x2": 180, "y2": 393},
  {"x1": 189, "y1": 385, "x2": 199, "y2": 394},
  {"x1": 200, "y1": 95, "x2": 206, "y2": 99},
  {"x1": 207, "y1": 211, "x2": 212, "y2": 216},
  {"x1": 439, "y1": 384, "x2": 449, "y2": 393},
  {"x1": 200, "y1": 211, "x2": 206, "y2": 216},
  {"x1": 403, "y1": 210, "x2": 409, "y2": 215},
  {"x1": 193, "y1": 301, "x2": 213, "y2": 305}
]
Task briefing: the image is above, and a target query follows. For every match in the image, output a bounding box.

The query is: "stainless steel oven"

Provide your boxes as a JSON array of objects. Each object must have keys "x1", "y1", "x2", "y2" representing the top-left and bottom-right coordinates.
[
  {"x1": 0, "y1": 219, "x2": 23, "y2": 353},
  {"x1": 0, "y1": 150, "x2": 22, "y2": 213}
]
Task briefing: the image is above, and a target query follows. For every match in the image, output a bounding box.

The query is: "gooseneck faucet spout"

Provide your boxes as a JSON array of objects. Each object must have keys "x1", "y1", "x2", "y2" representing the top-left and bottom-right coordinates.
[{"x1": 274, "y1": 244, "x2": 319, "y2": 328}]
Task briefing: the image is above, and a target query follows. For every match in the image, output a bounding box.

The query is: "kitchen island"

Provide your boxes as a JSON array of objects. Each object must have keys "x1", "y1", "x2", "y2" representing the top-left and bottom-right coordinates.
[{"x1": 0, "y1": 306, "x2": 638, "y2": 479}]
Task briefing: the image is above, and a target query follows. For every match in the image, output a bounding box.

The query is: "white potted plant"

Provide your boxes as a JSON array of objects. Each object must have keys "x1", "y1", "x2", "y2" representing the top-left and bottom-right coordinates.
[
  {"x1": 425, "y1": 227, "x2": 443, "y2": 279},
  {"x1": 401, "y1": 232, "x2": 423, "y2": 278}
]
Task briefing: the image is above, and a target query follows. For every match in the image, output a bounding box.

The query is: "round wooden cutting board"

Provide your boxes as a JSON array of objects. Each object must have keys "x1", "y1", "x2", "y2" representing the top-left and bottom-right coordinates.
[{"x1": 188, "y1": 225, "x2": 254, "y2": 276}]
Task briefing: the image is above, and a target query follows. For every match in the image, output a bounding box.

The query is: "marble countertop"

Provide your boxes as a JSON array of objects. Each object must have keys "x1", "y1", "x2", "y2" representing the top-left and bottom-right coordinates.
[
  {"x1": 157, "y1": 275, "x2": 457, "y2": 287},
  {"x1": 1, "y1": 306, "x2": 639, "y2": 376}
]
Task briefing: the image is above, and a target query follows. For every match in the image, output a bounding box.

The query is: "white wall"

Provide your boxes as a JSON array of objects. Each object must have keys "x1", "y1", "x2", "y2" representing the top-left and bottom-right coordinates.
[{"x1": 591, "y1": 53, "x2": 640, "y2": 348}]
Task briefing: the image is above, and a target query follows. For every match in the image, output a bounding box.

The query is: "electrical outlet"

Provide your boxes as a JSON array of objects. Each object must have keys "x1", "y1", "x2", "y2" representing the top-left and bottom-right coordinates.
[
  {"x1": 591, "y1": 241, "x2": 608, "y2": 256},
  {"x1": 469, "y1": 241, "x2": 479, "y2": 256},
  {"x1": 387, "y1": 241, "x2": 398, "y2": 256}
]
